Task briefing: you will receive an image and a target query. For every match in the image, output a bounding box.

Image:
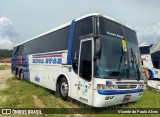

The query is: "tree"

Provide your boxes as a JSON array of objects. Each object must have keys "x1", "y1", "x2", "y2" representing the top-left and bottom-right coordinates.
[{"x1": 0, "y1": 49, "x2": 13, "y2": 59}]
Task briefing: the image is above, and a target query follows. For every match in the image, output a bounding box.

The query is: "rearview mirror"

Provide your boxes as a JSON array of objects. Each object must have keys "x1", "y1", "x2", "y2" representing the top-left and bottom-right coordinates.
[{"x1": 94, "y1": 37, "x2": 101, "y2": 59}]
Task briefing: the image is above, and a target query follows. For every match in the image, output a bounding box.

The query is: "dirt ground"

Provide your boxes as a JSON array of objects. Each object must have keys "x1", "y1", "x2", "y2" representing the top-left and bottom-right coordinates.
[{"x1": 0, "y1": 66, "x2": 13, "y2": 90}]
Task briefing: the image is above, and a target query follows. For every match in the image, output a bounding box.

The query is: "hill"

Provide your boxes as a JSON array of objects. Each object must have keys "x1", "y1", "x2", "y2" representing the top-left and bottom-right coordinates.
[{"x1": 0, "y1": 49, "x2": 13, "y2": 59}]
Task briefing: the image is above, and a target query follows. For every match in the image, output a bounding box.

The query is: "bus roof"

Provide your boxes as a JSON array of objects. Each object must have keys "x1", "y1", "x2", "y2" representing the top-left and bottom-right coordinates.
[
  {"x1": 15, "y1": 13, "x2": 135, "y2": 47},
  {"x1": 139, "y1": 45, "x2": 150, "y2": 47},
  {"x1": 150, "y1": 37, "x2": 160, "y2": 53}
]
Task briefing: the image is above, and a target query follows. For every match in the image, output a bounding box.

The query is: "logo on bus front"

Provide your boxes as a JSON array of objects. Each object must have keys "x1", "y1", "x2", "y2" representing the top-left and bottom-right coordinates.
[{"x1": 127, "y1": 83, "x2": 130, "y2": 89}]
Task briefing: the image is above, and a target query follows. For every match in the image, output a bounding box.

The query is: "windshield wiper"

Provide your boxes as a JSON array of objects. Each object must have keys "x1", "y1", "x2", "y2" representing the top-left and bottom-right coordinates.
[
  {"x1": 130, "y1": 48, "x2": 140, "y2": 81},
  {"x1": 118, "y1": 50, "x2": 130, "y2": 80},
  {"x1": 117, "y1": 55, "x2": 124, "y2": 81},
  {"x1": 117, "y1": 43, "x2": 126, "y2": 81},
  {"x1": 136, "y1": 64, "x2": 140, "y2": 81}
]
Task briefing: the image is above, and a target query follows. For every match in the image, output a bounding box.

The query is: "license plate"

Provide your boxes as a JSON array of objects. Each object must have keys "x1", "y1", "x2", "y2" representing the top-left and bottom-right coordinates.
[{"x1": 122, "y1": 95, "x2": 131, "y2": 103}]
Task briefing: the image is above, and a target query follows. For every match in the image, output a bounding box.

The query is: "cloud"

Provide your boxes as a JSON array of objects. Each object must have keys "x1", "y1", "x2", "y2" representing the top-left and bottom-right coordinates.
[
  {"x1": 0, "y1": 36, "x2": 14, "y2": 50},
  {"x1": 135, "y1": 21, "x2": 160, "y2": 45},
  {"x1": 0, "y1": 17, "x2": 18, "y2": 49},
  {"x1": 0, "y1": 17, "x2": 18, "y2": 38}
]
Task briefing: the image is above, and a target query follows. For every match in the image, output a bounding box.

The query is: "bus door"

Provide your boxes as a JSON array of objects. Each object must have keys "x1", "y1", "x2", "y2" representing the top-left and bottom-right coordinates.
[{"x1": 78, "y1": 38, "x2": 93, "y2": 105}]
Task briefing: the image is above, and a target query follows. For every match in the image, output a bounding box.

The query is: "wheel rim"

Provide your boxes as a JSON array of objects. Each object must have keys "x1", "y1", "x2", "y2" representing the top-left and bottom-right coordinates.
[{"x1": 60, "y1": 82, "x2": 68, "y2": 97}]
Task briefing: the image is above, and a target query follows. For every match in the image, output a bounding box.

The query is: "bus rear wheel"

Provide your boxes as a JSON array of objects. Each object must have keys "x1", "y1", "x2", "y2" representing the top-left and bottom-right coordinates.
[{"x1": 59, "y1": 77, "x2": 68, "y2": 101}]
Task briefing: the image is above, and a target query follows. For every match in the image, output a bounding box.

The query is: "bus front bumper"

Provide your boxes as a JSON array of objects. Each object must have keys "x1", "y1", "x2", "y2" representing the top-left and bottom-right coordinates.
[{"x1": 93, "y1": 89, "x2": 143, "y2": 107}]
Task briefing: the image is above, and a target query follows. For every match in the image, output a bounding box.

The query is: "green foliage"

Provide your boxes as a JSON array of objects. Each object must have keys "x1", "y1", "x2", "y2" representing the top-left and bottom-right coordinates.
[
  {"x1": 0, "y1": 49, "x2": 13, "y2": 59},
  {"x1": 0, "y1": 77, "x2": 160, "y2": 117}
]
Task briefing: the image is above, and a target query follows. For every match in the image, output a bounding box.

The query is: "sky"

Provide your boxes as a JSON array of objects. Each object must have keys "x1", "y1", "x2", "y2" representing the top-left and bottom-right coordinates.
[{"x1": 0, "y1": 0, "x2": 160, "y2": 49}]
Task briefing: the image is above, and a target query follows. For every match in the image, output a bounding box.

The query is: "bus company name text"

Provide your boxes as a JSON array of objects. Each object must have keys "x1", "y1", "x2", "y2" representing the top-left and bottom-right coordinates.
[{"x1": 32, "y1": 58, "x2": 62, "y2": 64}]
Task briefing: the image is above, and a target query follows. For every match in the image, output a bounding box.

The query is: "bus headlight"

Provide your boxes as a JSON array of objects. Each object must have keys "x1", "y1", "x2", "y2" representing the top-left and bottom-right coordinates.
[
  {"x1": 97, "y1": 84, "x2": 117, "y2": 90},
  {"x1": 97, "y1": 84, "x2": 106, "y2": 90},
  {"x1": 138, "y1": 84, "x2": 144, "y2": 89}
]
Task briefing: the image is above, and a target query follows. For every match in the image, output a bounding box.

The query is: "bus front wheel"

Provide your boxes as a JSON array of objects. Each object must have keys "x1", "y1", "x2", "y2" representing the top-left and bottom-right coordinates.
[{"x1": 59, "y1": 77, "x2": 68, "y2": 101}]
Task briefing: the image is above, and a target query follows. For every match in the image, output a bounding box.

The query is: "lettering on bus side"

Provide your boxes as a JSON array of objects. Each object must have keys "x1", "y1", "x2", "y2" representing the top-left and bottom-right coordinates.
[{"x1": 32, "y1": 58, "x2": 62, "y2": 64}]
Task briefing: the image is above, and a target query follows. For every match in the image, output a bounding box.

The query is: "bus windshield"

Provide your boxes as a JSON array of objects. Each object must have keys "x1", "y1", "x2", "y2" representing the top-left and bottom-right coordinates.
[
  {"x1": 95, "y1": 35, "x2": 127, "y2": 78},
  {"x1": 95, "y1": 35, "x2": 139, "y2": 79}
]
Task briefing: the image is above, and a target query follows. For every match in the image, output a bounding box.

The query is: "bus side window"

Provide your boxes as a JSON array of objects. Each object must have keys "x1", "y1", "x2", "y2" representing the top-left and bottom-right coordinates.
[
  {"x1": 18, "y1": 45, "x2": 23, "y2": 56},
  {"x1": 79, "y1": 40, "x2": 92, "y2": 81},
  {"x1": 14, "y1": 46, "x2": 19, "y2": 56}
]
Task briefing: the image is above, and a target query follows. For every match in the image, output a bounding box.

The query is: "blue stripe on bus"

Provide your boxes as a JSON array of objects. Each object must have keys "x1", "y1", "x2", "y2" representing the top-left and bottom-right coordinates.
[
  {"x1": 67, "y1": 20, "x2": 75, "y2": 65},
  {"x1": 98, "y1": 89, "x2": 143, "y2": 95},
  {"x1": 22, "y1": 55, "x2": 30, "y2": 81},
  {"x1": 116, "y1": 82, "x2": 143, "y2": 84},
  {"x1": 33, "y1": 52, "x2": 64, "y2": 57}
]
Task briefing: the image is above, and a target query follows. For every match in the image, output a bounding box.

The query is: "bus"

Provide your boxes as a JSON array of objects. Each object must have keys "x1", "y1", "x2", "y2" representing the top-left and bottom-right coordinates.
[
  {"x1": 139, "y1": 45, "x2": 160, "y2": 79},
  {"x1": 11, "y1": 13, "x2": 143, "y2": 107}
]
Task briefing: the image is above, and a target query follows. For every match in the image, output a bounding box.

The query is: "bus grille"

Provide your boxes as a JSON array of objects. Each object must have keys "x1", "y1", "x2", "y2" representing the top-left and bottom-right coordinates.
[{"x1": 117, "y1": 85, "x2": 137, "y2": 89}]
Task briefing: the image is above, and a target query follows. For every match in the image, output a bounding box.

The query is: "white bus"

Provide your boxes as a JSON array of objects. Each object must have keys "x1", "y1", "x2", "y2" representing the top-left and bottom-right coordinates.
[
  {"x1": 11, "y1": 13, "x2": 143, "y2": 107},
  {"x1": 139, "y1": 45, "x2": 160, "y2": 79}
]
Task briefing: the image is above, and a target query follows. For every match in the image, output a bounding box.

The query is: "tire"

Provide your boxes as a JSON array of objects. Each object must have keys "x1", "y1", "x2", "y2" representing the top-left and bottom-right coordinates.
[
  {"x1": 148, "y1": 70, "x2": 152, "y2": 80},
  {"x1": 59, "y1": 77, "x2": 69, "y2": 101}
]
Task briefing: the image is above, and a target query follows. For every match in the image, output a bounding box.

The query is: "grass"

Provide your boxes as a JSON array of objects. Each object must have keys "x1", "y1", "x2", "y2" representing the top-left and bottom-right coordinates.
[
  {"x1": 0, "y1": 77, "x2": 160, "y2": 117},
  {"x1": 0, "y1": 77, "x2": 72, "y2": 108},
  {"x1": 0, "y1": 65, "x2": 10, "y2": 70}
]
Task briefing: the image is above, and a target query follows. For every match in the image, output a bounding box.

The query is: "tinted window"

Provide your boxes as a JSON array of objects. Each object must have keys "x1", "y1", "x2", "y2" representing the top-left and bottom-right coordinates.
[
  {"x1": 98, "y1": 17, "x2": 138, "y2": 44},
  {"x1": 18, "y1": 45, "x2": 23, "y2": 56},
  {"x1": 139, "y1": 46, "x2": 150, "y2": 55},
  {"x1": 98, "y1": 17, "x2": 124, "y2": 38},
  {"x1": 72, "y1": 17, "x2": 93, "y2": 73},
  {"x1": 12, "y1": 47, "x2": 17, "y2": 56},
  {"x1": 152, "y1": 60, "x2": 160, "y2": 69},
  {"x1": 22, "y1": 43, "x2": 30, "y2": 55},
  {"x1": 79, "y1": 40, "x2": 92, "y2": 81},
  {"x1": 23, "y1": 26, "x2": 70, "y2": 55},
  {"x1": 95, "y1": 35, "x2": 127, "y2": 78},
  {"x1": 123, "y1": 27, "x2": 138, "y2": 44},
  {"x1": 13, "y1": 46, "x2": 20, "y2": 56},
  {"x1": 151, "y1": 51, "x2": 160, "y2": 69}
]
